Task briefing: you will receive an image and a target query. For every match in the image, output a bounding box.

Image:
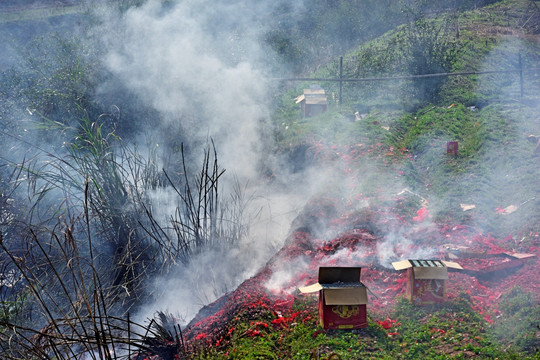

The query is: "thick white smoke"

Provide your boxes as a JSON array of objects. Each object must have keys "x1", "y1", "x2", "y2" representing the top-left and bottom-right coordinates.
[
  {"x1": 88, "y1": 0, "x2": 540, "y2": 326},
  {"x1": 102, "y1": 0, "x2": 271, "y2": 180},
  {"x1": 94, "y1": 0, "x2": 309, "y2": 323}
]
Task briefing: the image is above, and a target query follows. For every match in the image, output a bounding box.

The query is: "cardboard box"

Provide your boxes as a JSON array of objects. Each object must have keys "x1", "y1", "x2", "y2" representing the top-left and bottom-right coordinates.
[
  {"x1": 392, "y1": 260, "x2": 463, "y2": 305},
  {"x1": 447, "y1": 141, "x2": 459, "y2": 156},
  {"x1": 299, "y1": 267, "x2": 368, "y2": 329}
]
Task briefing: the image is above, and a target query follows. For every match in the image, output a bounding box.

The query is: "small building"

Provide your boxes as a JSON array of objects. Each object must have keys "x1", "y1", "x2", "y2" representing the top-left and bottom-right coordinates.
[
  {"x1": 392, "y1": 259, "x2": 462, "y2": 305},
  {"x1": 295, "y1": 85, "x2": 328, "y2": 117},
  {"x1": 299, "y1": 267, "x2": 368, "y2": 329}
]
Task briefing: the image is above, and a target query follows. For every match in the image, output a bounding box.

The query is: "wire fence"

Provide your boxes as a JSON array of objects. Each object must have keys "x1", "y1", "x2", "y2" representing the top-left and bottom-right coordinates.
[{"x1": 275, "y1": 55, "x2": 540, "y2": 109}]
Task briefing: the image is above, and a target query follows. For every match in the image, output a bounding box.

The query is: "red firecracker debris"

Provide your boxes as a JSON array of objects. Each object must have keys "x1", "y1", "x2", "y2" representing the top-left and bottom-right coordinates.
[
  {"x1": 135, "y1": 141, "x2": 540, "y2": 360},
  {"x1": 413, "y1": 207, "x2": 429, "y2": 222}
]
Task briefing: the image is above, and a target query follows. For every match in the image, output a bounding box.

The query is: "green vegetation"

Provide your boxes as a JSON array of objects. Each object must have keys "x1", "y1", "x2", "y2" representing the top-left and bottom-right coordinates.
[
  {"x1": 273, "y1": 0, "x2": 540, "y2": 236},
  {"x1": 193, "y1": 295, "x2": 537, "y2": 359},
  {"x1": 492, "y1": 287, "x2": 540, "y2": 354}
]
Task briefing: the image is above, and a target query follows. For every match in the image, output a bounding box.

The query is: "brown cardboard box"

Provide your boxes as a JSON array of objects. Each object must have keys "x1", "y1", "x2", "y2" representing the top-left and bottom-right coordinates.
[
  {"x1": 299, "y1": 267, "x2": 368, "y2": 329},
  {"x1": 392, "y1": 260, "x2": 462, "y2": 305}
]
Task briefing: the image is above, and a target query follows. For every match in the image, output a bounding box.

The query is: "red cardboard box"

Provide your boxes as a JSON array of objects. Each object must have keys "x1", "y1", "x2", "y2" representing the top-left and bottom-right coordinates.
[
  {"x1": 299, "y1": 267, "x2": 368, "y2": 329},
  {"x1": 447, "y1": 141, "x2": 459, "y2": 156},
  {"x1": 392, "y1": 260, "x2": 462, "y2": 305}
]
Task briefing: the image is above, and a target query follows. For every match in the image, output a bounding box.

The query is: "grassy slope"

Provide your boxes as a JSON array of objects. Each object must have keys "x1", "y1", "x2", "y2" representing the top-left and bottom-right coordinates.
[
  {"x1": 194, "y1": 294, "x2": 539, "y2": 359},
  {"x1": 195, "y1": 1, "x2": 540, "y2": 359},
  {"x1": 274, "y1": 0, "x2": 540, "y2": 238}
]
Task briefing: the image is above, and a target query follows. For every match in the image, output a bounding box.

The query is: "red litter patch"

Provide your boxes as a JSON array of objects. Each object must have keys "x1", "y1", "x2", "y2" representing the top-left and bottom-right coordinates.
[{"x1": 178, "y1": 143, "x2": 540, "y2": 351}]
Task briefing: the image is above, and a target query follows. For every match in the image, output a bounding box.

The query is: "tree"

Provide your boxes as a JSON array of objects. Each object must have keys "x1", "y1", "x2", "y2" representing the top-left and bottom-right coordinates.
[{"x1": 398, "y1": 1, "x2": 464, "y2": 102}]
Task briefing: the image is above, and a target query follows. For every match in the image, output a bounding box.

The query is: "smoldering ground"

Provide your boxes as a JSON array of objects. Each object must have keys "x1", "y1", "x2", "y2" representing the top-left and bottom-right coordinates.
[{"x1": 87, "y1": 0, "x2": 416, "y2": 325}]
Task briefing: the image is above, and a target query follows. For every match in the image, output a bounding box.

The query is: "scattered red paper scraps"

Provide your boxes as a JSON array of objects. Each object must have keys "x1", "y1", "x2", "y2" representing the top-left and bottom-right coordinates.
[
  {"x1": 376, "y1": 319, "x2": 399, "y2": 329},
  {"x1": 412, "y1": 207, "x2": 429, "y2": 222},
  {"x1": 182, "y1": 218, "x2": 540, "y2": 349},
  {"x1": 175, "y1": 143, "x2": 540, "y2": 353}
]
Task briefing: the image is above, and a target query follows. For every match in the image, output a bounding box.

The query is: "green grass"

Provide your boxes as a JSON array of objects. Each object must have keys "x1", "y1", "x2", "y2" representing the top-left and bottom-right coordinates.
[
  {"x1": 193, "y1": 295, "x2": 537, "y2": 359},
  {"x1": 492, "y1": 286, "x2": 540, "y2": 354}
]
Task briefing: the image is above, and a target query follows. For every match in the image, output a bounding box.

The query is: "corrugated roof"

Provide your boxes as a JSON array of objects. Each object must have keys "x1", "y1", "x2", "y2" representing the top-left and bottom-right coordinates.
[
  {"x1": 305, "y1": 97, "x2": 327, "y2": 105},
  {"x1": 296, "y1": 86, "x2": 327, "y2": 105},
  {"x1": 304, "y1": 88, "x2": 326, "y2": 95}
]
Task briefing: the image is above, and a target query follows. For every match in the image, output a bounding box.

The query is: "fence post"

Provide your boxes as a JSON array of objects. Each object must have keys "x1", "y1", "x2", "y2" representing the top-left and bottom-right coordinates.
[
  {"x1": 339, "y1": 56, "x2": 343, "y2": 105},
  {"x1": 519, "y1": 52, "x2": 523, "y2": 97}
]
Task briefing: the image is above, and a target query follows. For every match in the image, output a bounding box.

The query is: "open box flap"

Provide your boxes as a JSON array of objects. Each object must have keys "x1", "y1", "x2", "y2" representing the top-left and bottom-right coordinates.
[
  {"x1": 413, "y1": 266, "x2": 448, "y2": 280},
  {"x1": 324, "y1": 287, "x2": 368, "y2": 305},
  {"x1": 298, "y1": 283, "x2": 323, "y2": 294},
  {"x1": 319, "y1": 267, "x2": 361, "y2": 284},
  {"x1": 392, "y1": 260, "x2": 412, "y2": 270},
  {"x1": 441, "y1": 260, "x2": 463, "y2": 270}
]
